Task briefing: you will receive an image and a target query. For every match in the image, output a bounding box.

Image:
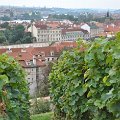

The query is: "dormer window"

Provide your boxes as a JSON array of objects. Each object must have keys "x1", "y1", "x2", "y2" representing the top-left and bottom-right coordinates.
[
  {"x1": 21, "y1": 48, "x2": 26, "y2": 52},
  {"x1": 6, "y1": 47, "x2": 12, "y2": 53},
  {"x1": 26, "y1": 60, "x2": 33, "y2": 66},
  {"x1": 18, "y1": 53, "x2": 22, "y2": 57},
  {"x1": 41, "y1": 52, "x2": 45, "y2": 56},
  {"x1": 50, "y1": 51, "x2": 54, "y2": 56}
]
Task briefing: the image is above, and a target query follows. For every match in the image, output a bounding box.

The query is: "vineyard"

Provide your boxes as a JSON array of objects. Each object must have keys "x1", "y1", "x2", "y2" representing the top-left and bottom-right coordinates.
[
  {"x1": 0, "y1": 55, "x2": 30, "y2": 120},
  {"x1": 49, "y1": 37, "x2": 120, "y2": 120}
]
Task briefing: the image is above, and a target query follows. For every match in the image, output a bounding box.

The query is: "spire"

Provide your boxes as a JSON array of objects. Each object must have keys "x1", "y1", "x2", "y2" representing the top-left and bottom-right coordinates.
[{"x1": 107, "y1": 10, "x2": 110, "y2": 18}]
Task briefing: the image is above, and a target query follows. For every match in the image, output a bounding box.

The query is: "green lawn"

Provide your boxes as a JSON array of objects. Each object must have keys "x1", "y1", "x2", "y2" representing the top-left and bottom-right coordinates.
[{"x1": 31, "y1": 112, "x2": 53, "y2": 120}]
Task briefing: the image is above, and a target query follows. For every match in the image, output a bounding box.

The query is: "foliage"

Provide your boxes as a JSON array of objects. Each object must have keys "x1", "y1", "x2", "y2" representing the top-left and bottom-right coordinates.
[
  {"x1": 31, "y1": 112, "x2": 53, "y2": 120},
  {"x1": 37, "y1": 62, "x2": 53, "y2": 97},
  {"x1": 1, "y1": 24, "x2": 33, "y2": 44},
  {"x1": 48, "y1": 13, "x2": 113, "y2": 23},
  {"x1": 0, "y1": 32, "x2": 6, "y2": 44},
  {"x1": 0, "y1": 54, "x2": 30, "y2": 120},
  {"x1": 0, "y1": 22, "x2": 9, "y2": 29},
  {"x1": 0, "y1": 16, "x2": 11, "y2": 21},
  {"x1": 49, "y1": 14, "x2": 78, "y2": 21},
  {"x1": 49, "y1": 37, "x2": 120, "y2": 120},
  {"x1": 20, "y1": 12, "x2": 41, "y2": 20},
  {"x1": 30, "y1": 98, "x2": 51, "y2": 115}
]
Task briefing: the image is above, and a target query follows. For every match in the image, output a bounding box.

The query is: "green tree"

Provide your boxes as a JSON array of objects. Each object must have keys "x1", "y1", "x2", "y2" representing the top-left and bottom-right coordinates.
[
  {"x1": 0, "y1": 16, "x2": 11, "y2": 21},
  {"x1": 0, "y1": 22, "x2": 9, "y2": 28},
  {"x1": 21, "y1": 32, "x2": 33, "y2": 44},
  {"x1": 11, "y1": 24, "x2": 25, "y2": 43},
  {"x1": 0, "y1": 31, "x2": 6, "y2": 44},
  {"x1": 37, "y1": 62, "x2": 53, "y2": 97}
]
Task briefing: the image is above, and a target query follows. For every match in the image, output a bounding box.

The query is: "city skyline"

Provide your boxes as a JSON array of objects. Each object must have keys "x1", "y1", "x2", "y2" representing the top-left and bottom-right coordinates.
[{"x1": 0, "y1": 0, "x2": 120, "y2": 9}]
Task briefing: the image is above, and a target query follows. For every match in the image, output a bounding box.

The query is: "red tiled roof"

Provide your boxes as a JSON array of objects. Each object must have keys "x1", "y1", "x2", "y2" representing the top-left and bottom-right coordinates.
[
  {"x1": 30, "y1": 47, "x2": 59, "y2": 57},
  {"x1": 0, "y1": 46, "x2": 59, "y2": 67},
  {"x1": 62, "y1": 28, "x2": 88, "y2": 35},
  {"x1": 0, "y1": 49, "x2": 7, "y2": 54},
  {"x1": 36, "y1": 59, "x2": 46, "y2": 67},
  {"x1": 6, "y1": 52, "x2": 33, "y2": 61},
  {"x1": 51, "y1": 41, "x2": 77, "y2": 52},
  {"x1": 104, "y1": 25, "x2": 120, "y2": 33},
  {"x1": 34, "y1": 24, "x2": 48, "y2": 29},
  {"x1": 47, "y1": 22, "x2": 60, "y2": 28}
]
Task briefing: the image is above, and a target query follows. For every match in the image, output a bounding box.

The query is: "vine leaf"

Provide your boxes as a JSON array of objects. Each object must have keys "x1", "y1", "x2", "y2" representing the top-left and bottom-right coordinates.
[{"x1": 0, "y1": 75, "x2": 9, "y2": 90}]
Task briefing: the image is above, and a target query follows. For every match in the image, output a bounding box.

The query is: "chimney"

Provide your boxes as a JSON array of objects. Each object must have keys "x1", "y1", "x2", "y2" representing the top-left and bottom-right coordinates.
[
  {"x1": 6, "y1": 47, "x2": 12, "y2": 53},
  {"x1": 33, "y1": 55, "x2": 36, "y2": 65}
]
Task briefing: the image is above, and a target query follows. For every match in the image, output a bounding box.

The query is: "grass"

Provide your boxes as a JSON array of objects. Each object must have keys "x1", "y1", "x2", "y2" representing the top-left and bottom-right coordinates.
[{"x1": 31, "y1": 112, "x2": 53, "y2": 120}]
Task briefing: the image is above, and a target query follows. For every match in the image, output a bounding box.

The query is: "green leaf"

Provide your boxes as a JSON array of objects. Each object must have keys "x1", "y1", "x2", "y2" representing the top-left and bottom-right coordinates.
[
  {"x1": 87, "y1": 91, "x2": 92, "y2": 98},
  {"x1": 103, "y1": 76, "x2": 108, "y2": 83},
  {"x1": 0, "y1": 74, "x2": 9, "y2": 90},
  {"x1": 106, "y1": 55, "x2": 113, "y2": 65},
  {"x1": 94, "y1": 100, "x2": 101, "y2": 108},
  {"x1": 75, "y1": 84, "x2": 87, "y2": 96}
]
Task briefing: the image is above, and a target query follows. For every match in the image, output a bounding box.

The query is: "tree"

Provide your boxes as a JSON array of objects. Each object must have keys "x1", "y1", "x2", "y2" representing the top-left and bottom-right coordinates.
[
  {"x1": 0, "y1": 16, "x2": 11, "y2": 21},
  {"x1": 40, "y1": 62, "x2": 53, "y2": 97},
  {"x1": 21, "y1": 32, "x2": 33, "y2": 44},
  {"x1": 11, "y1": 24, "x2": 25, "y2": 43},
  {"x1": 0, "y1": 31, "x2": 6, "y2": 44},
  {"x1": 0, "y1": 22, "x2": 9, "y2": 28},
  {"x1": 36, "y1": 62, "x2": 53, "y2": 97}
]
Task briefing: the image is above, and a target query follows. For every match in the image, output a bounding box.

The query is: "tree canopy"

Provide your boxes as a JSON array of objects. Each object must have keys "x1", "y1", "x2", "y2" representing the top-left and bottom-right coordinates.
[{"x1": 0, "y1": 24, "x2": 33, "y2": 45}]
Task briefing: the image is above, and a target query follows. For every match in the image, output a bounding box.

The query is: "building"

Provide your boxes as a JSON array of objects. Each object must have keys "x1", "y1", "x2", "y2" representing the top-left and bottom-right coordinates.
[
  {"x1": 0, "y1": 45, "x2": 61, "y2": 96},
  {"x1": 81, "y1": 23, "x2": 104, "y2": 38},
  {"x1": 28, "y1": 22, "x2": 62, "y2": 43},
  {"x1": 62, "y1": 28, "x2": 90, "y2": 41}
]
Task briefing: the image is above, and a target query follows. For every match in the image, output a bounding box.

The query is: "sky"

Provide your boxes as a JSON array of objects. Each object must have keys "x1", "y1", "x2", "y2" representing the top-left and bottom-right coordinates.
[{"x1": 0, "y1": 0, "x2": 120, "y2": 9}]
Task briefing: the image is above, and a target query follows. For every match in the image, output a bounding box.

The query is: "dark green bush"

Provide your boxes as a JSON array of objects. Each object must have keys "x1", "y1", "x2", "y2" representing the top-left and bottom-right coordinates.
[
  {"x1": 0, "y1": 54, "x2": 30, "y2": 120},
  {"x1": 30, "y1": 98, "x2": 51, "y2": 115},
  {"x1": 49, "y1": 38, "x2": 120, "y2": 120}
]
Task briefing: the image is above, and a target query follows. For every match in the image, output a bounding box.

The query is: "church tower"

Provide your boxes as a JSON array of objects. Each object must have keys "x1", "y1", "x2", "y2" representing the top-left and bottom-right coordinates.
[{"x1": 105, "y1": 10, "x2": 111, "y2": 24}]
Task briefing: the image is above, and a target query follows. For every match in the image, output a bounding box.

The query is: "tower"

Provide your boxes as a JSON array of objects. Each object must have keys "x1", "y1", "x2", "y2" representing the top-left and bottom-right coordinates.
[{"x1": 105, "y1": 10, "x2": 111, "y2": 24}]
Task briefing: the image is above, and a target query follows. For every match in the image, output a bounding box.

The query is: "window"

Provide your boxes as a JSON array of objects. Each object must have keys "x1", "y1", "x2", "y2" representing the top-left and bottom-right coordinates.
[{"x1": 51, "y1": 51, "x2": 54, "y2": 56}]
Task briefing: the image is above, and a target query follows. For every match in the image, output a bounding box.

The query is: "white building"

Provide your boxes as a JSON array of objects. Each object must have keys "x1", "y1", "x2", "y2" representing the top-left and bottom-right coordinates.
[
  {"x1": 62, "y1": 29, "x2": 90, "y2": 41},
  {"x1": 0, "y1": 46, "x2": 60, "y2": 96},
  {"x1": 81, "y1": 23, "x2": 90, "y2": 33},
  {"x1": 28, "y1": 23, "x2": 62, "y2": 43}
]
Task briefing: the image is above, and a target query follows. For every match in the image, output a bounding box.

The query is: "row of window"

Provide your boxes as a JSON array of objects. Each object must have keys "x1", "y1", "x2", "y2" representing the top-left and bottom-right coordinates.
[
  {"x1": 62, "y1": 34, "x2": 90, "y2": 39},
  {"x1": 67, "y1": 32, "x2": 83, "y2": 35},
  {"x1": 38, "y1": 34, "x2": 61, "y2": 37},
  {"x1": 37, "y1": 38, "x2": 61, "y2": 42},
  {"x1": 38, "y1": 30, "x2": 61, "y2": 34}
]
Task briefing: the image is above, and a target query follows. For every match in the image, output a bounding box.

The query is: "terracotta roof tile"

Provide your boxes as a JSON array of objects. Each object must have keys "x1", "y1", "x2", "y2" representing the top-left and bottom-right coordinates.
[
  {"x1": 62, "y1": 28, "x2": 88, "y2": 35},
  {"x1": 104, "y1": 25, "x2": 120, "y2": 33}
]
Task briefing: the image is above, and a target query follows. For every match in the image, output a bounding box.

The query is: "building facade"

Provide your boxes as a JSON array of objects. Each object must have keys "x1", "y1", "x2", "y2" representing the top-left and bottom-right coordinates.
[{"x1": 28, "y1": 23, "x2": 62, "y2": 43}]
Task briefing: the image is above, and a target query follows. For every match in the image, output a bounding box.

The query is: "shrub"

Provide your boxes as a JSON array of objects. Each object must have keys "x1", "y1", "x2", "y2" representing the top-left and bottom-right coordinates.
[
  {"x1": 49, "y1": 38, "x2": 120, "y2": 120},
  {"x1": 30, "y1": 98, "x2": 51, "y2": 115},
  {"x1": 31, "y1": 112, "x2": 53, "y2": 120},
  {"x1": 0, "y1": 54, "x2": 30, "y2": 120}
]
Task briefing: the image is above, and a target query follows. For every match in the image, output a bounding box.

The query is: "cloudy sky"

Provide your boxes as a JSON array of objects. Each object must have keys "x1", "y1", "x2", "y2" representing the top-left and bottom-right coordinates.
[{"x1": 0, "y1": 0, "x2": 120, "y2": 9}]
